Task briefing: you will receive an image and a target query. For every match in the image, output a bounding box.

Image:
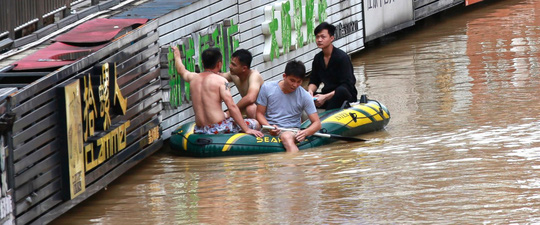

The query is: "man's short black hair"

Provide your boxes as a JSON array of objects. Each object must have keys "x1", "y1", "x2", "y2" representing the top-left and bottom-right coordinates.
[
  {"x1": 284, "y1": 60, "x2": 306, "y2": 79},
  {"x1": 231, "y1": 49, "x2": 252, "y2": 68},
  {"x1": 202, "y1": 48, "x2": 222, "y2": 69},
  {"x1": 314, "y1": 22, "x2": 336, "y2": 37}
]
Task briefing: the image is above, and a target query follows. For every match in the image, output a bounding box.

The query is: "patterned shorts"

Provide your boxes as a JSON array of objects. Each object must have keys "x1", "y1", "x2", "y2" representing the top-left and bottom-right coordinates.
[{"x1": 194, "y1": 117, "x2": 258, "y2": 134}]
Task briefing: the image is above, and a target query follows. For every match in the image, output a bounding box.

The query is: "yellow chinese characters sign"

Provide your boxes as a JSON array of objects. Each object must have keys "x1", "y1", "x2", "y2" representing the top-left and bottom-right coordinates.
[{"x1": 60, "y1": 80, "x2": 86, "y2": 199}]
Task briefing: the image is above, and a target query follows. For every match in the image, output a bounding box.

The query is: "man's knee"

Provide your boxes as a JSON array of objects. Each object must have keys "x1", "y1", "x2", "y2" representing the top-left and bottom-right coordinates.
[
  {"x1": 280, "y1": 131, "x2": 298, "y2": 152},
  {"x1": 334, "y1": 86, "x2": 352, "y2": 100},
  {"x1": 246, "y1": 104, "x2": 257, "y2": 118},
  {"x1": 280, "y1": 131, "x2": 295, "y2": 143}
]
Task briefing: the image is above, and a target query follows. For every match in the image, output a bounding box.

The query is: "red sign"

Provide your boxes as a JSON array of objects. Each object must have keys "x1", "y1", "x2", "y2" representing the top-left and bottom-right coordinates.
[{"x1": 466, "y1": 0, "x2": 484, "y2": 6}]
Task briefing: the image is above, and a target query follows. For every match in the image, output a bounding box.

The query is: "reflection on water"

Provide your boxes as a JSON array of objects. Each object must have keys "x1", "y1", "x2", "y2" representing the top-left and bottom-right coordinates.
[{"x1": 55, "y1": 0, "x2": 540, "y2": 224}]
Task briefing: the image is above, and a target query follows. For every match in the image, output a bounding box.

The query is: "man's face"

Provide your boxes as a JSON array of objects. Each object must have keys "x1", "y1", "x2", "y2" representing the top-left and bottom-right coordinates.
[
  {"x1": 229, "y1": 57, "x2": 244, "y2": 75},
  {"x1": 282, "y1": 74, "x2": 303, "y2": 93},
  {"x1": 315, "y1": 29, "x2": 334, "y2": 49}
]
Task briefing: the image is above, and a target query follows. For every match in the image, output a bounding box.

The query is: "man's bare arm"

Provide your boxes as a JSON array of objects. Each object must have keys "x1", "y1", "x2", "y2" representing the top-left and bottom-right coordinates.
[
  {"x1": 220, "y1": 81, "x2": 263, "y2": 137},
  {"x1": 308, "y1": 84, "x2": 318, "y2": 96},
  {"x1": 218, "y1": 71, "x2": 233, "y2": 81},
  {"x1": 171, "y1": 46, "x2": 197, "y2": 82},
  {"x1": 256, "y1": 104, "x2": 279, "y2": 136},
  {"x1": 237, "y1": 73, "x2": 263, "y2": 109},
  {"x1": 295, "y1": 112, "x2": 321, "y2": 142},
  {"x1": 256, "y1": 104, "x2": 269, "y2": 126}
]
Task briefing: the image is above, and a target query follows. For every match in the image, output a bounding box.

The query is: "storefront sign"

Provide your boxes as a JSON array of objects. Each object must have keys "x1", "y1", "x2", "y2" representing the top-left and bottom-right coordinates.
[
  {"x1": 262, "y1": 0, "x2": 328, "y2": 61},
  {"x1": 59, "y1": 62, "x2": 135, "y2": 199}
]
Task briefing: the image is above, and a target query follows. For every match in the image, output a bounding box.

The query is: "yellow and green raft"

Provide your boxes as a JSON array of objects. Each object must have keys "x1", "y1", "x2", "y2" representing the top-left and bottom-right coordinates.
[{"x1": 169, "y1": 100, "x2": 390, "y2": 157}]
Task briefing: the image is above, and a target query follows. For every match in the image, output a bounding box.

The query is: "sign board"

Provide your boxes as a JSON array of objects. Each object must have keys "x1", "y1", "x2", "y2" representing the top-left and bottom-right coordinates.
[
  {"x1": 58, "y1": 62, "x2": 140, "y2": 200},
  {"x1": 363, "y1": 0, "x2": 413, "y2": 40},
  {"x1": 59, "y1": 80, "x2": 86, "y2": 199}
]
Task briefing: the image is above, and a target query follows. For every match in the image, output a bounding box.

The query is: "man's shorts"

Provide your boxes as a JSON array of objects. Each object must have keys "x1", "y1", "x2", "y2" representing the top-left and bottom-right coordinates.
[
  {"x1": 262, "y1": 127, "x2": 298, "y2": 139},
  {"x1": 194, "y1": 117, "x2": 258, "y2": 134}
]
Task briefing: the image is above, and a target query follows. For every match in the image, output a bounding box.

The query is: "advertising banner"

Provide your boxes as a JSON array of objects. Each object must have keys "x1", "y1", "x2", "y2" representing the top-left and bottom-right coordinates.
[{"x1": 363, "y1": 0, "x2": 413, "y2": 40}]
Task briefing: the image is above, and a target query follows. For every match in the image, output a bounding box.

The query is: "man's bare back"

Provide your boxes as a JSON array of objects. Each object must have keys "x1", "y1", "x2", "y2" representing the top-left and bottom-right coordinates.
[{"x1": 190, "y1": 72, "x2": 229, "y2": 126}]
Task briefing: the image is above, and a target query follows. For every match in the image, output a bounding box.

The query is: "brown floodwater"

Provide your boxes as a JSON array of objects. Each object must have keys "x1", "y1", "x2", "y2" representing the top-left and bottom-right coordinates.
[{"x1": 54, "y1": 0, "x2": 540, "y2": 224}]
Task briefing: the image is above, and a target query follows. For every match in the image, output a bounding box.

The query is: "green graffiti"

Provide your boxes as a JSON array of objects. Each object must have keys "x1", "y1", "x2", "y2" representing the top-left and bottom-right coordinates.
[
  {"x1": 181, "y1": 38, "x2": 195, "y2": 102},
  {"x1": 168, "y1": 21, "x2": 239, "y2": 106},
  {"x1": 210, "y1": 24, "x2": 228, "y2": 72},
  {"x1": 226, "y1": 20, "x2": 239, "y2": 66},
  {"x1": 318, "y1": 0, "x2": 327, "y2": 22},
  {"x1": 293, "y1": 0, "x2": 304, "y2": 49},
  {"x1": 269, "y1": 7, "x2": 280, "y2": 60},
  {"x1": 305, "y1": 0, "x2": 315, "y2": 44},
  {"x1": 281, "y1": 1, "x2": 292, "y2": 54},
  {"x1": 199, "y1": 33, "x2": 210, "y2": 70},
  {"x1": 168, "y1": 46, "x2": 181, "y2": 108}
]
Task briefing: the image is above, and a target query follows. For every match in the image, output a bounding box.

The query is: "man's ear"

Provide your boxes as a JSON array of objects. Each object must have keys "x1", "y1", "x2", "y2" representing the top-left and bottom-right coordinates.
[{"x1": 218, "y1": 61, "x2": 223, "y2": 70}]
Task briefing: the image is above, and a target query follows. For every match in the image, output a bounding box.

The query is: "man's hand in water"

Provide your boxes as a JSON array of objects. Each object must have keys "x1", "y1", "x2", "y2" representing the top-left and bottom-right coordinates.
[{"x1": 246, "y1": 128, "x2": 264, "y2": 137}]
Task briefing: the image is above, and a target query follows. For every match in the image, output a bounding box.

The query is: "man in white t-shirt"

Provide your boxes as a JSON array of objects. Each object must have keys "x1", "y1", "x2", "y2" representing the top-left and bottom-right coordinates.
[{"x1": 256, "y1": 60, "x2": 322, "y2": 153}]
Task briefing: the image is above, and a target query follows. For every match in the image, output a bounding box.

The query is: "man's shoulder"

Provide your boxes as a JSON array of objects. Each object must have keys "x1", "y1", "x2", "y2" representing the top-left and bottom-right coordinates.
[
  {"x1": 314, "y1": 50, "x2": 324, "y2": 59},
  {"x1": 260, "y1": 80, "x2": 279, "y2": 92},
  {"x1": 332, "y1": 46, "x2": 348, "y2": 57},
  {"x1": 248, "y1": 70, "x2": 264, "y2": 82},
  {"x1": 207, "y1": 73, "x2": 228, "y2": 84},
  {"x1": 261, "y1": 80, "x2": 278, "y2": 88}
]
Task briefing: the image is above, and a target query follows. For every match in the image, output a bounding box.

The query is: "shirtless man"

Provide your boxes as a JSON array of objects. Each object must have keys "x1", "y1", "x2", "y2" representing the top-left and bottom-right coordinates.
[
  {"x1": 219, "y1": 49, "x2": 264, "y2": 118},
  {"x1": 172, "y1": 46, "x2": 263, "y2": 137}
]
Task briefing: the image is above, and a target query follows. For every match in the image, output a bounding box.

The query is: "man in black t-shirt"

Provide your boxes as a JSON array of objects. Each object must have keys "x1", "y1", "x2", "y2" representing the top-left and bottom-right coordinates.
[{"x1": 308, "y1": 22, "x2": 358, "y2": 110}]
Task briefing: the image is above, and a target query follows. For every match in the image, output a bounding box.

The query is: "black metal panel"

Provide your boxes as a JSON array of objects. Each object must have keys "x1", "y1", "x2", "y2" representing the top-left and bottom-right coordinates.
[
  {"x1": 111, "y1": 79, "x2": 160, "y2": 126},
  {"x1": 12, "y1": 112, "x2": 56, "y2": 148},
  {"x1": 14, "y1": 165, "x2": 60, "y2": 202},
  {"x1": 115, "y1": 37, "x2": 159, "y2": 75},
  {"x1": 127, "y1": 104, "x2": 162, "y2": 135},
  {"x1": 14, "y1": 152, "x2": 60, "y2": 188},
  {"x1": 14, "y1": 139, "x2": 59, "y2": 175},
  {"x1": 10, "y1": 84, "x2": 56, "y2": 119},
  {"x1": 118, "y1": 55, "x2": 160, "y2": 87},
  {"x1": 124, "y1": 91, "x2": 162, "y2": 122},
  {"x1": 13, "y1": 126, "x2": 58, "y2": 162},
  {"x1": 15, "y1": 192, "x2": 62, "y2": 225},
  {"x1": 12, "y1": 100, "x2": 56, "y2": 134},
  {"x1": 121, "y1": 67, "x2": 160, "y2": 98},
  {"x1": 15, "y1": 179, "x2": 61, "y2": 216},
  {"x1": 125, "y1": 79, "x2": 161, "y2": 108}
]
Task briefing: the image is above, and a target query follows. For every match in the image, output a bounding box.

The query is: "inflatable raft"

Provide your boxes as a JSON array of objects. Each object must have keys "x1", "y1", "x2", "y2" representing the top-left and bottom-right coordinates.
[{"x1": 169, "y1": 99, "x2": 390, "y2": 157}]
